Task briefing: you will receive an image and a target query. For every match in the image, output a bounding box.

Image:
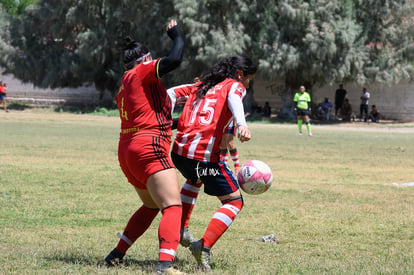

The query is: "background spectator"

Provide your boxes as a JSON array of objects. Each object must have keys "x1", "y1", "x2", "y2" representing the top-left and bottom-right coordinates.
[
  {"x1": 0, "y1": 81, "x2": 8, "y2": 112},
  {"x1": 317, "y1": 97, "x2": 333, "y2": 121},
  {"x1": 369, "y1": 105, "x2": 380, "y2": 122},
  {"x1": 262, "y1": 101, "x2": 271, "y2": 118},
  {"x1": 335, "y1": 84, "x2": 347, "y2": 118},
  {"x1": 341, "y1": 99, "x2": 353, "y2": 122},
  {"x1": 359, "y1": 88, "x2": 370, "y2": 121}
]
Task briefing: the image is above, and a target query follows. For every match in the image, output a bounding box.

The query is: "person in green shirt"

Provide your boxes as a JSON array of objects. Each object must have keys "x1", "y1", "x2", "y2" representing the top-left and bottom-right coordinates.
[{"x1": 293, "y1": 85, "x2": 312, "y2": 136}]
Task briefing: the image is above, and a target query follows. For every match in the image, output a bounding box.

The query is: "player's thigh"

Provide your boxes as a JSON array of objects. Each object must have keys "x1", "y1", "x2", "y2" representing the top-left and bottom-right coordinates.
[
  {"x1": 135, "y1": 187, "x2": 158, "y2": 209},
  {"x1": 146, "y1": 168, "x2": 182, "y2": 210}
]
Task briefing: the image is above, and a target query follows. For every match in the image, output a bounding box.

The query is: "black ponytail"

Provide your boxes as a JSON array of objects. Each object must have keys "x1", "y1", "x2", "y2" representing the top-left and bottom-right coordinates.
[{"x1": 197, "y1": 55, "x2": 257, "y2": 98}]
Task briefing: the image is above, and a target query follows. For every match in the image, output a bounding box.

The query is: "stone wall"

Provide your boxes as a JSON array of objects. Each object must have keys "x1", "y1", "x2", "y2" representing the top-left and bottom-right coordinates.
[
  {"x1": 252, "y1": 80, "x2": 414, "y2": 121},
  {"x1": 2, "y1": 69, "x2": 413, "y2": 120},
  {"x1": 1, "y1": 70, "x2": 104, "y2": 108}
]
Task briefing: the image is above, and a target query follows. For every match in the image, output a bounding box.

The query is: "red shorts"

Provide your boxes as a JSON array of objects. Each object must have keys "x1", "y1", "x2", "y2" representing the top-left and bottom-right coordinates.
[{"x1": 118, "y1": 133, "x2": 174, "y2": 189}]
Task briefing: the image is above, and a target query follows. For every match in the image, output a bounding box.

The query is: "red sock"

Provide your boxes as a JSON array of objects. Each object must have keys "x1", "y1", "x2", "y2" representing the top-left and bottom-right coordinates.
[
  {"x1": 158, "y1": 205, "x2": 182, "y2": 261},
  {"x1": 116, "y1": 205, "x2": 159, "y2": 254},
  {"x1": 180, "y1": 180, "x2": 201, "y2": 228},
  {"x1": 202, "y1": 199, "x2": 243, "y2": 248},
  {"x1": 229, "y1": 148, "x2": 240, "y2": 168},
  {"x1": 221, "y1": 149, "x2": 229, "y2": 162}
]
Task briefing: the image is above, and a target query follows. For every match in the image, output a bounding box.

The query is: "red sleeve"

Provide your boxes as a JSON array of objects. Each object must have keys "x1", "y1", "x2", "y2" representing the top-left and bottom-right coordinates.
[
  {"x1": 169, "y1": 84, "x2": 197, "y2": 101},
  {"x1": 138, "y1": 58, "x2": 161, "y2": 83}
]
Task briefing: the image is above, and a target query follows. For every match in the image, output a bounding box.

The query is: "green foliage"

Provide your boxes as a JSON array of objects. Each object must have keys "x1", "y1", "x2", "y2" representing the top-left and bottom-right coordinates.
[
  {"x1": 0, "y1": 0, "x2": 177, "y2": 95},
  {"x1": 5, "y1": 101, "x2": 30, "y2": 110},
  {"x1": 173, "y1": 0, "x2": 251, "y2": 69},
  {"x1": 93, "y1": 107, "x2": 119, "y2": 117},
  {"x1": 250, "y1": 0, "x2": 414, "y2": 88},
  {"x1": 0, "y1": 0, "x2": 413, "y2": 97},
  {"x1": 0, "y1": 0, "x2": 36, "y2": 16}
]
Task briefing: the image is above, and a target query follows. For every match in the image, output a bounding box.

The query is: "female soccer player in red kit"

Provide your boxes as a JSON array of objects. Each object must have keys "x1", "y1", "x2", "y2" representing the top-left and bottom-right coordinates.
[
  {"x1": 104, "y1": 20, "x2": 189, "y2": 275},
  {"x1": 168, "y1": 55, "x2": 257, "y2": 271}
]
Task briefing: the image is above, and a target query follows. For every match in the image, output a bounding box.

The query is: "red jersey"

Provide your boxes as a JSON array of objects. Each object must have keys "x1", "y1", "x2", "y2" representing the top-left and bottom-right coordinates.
[
  {"x1": 116, "y1": 59, "x2": 189, "y2": 139},
  {"x1": 172, "y1": 78, "x2": 246, "y2": 162}
]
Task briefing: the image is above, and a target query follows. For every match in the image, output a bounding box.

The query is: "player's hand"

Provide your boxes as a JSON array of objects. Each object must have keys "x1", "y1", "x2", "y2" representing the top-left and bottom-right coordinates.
[
  {"x1": 166, "y1": 19, "x2": 182, "y2": 40},
  {"x1": 176, "y1": 95, "x2": 188, "y2": 105},
  {"x1": 166, "y1": 19, "x2": 177, "y2": 31},
  {"x1": 237, "y1": 125, "x2": 251, "y2": 143}
]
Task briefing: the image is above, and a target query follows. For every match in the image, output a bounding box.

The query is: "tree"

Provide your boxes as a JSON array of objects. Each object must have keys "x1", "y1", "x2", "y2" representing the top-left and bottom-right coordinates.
[
  {"x1": 256, "y1": 0, "x2": 413, "y2": 84},
  {"x1": 242, "y1": 0, "x2": 414, "y2": 117},
  {"x1": 0, "y1": 0, "x2": 36, "y2": 16},
  {"x1": 0, "y1": 0, "x2": 176, "y2": 98},
  {"x1": 172, "y1": 0, "x2": 252, "y2": 78},
  {"x1": 174, "y1": 0, "x2": 413, "y2": 117},
  {"x1": 0, "y1": 0, "x2": 413, "y2": 108}
]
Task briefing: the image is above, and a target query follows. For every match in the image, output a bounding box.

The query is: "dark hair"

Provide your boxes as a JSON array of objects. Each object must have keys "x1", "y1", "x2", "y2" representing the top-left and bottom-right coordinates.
[
  {"x1": 123, "y1": 36, "x2": 149, "y2": 70},
  {"x1": 197, "y1": 55, "x2": 257, "y2": 98}
]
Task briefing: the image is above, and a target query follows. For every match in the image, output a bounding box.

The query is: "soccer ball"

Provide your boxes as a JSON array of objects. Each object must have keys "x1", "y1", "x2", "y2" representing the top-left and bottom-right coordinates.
[{"x1": 237, "y1": 160, "x2": 273, "y2": 195}]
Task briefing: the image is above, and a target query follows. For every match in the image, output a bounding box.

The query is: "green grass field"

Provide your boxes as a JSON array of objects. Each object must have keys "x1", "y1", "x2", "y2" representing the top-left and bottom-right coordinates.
[{"x1": 1, "y1": 110, "x2": 413, "y2": 275}]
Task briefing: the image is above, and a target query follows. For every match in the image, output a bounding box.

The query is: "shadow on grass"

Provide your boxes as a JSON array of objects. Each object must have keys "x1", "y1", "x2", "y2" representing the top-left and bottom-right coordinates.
[
  {"x1": 44, "y1": 254, "x2": 158, "y2": 272},
  {"x1": 44, "y1": 254, "x2": 195, "y2": 273}
]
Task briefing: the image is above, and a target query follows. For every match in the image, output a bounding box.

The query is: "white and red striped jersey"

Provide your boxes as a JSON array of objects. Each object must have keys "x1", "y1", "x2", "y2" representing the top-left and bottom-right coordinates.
[{"x1": 171, "y1": 78, "x2": 247, "y2": 162}]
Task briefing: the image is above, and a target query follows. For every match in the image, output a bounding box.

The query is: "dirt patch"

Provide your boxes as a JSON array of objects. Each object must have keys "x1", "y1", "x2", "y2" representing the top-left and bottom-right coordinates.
[
  {"x1": 313, "y1": 120, "x2": 414, "y2": 133},
  {"x1": 1, "y1": 109, "x2": 413, "y2": 133},
  {"x1": 0, "y1": 108, "x2": 119, "y2": 123}
]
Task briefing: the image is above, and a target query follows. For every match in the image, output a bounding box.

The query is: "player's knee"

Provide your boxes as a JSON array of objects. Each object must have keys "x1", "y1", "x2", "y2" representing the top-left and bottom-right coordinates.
[
  {"x1": 229, "y1": 148, "x2": 238, "y2": 154},
  {"x1": 221, "y1": 195, "x2": 244, "y2": 209},
  {"x1": 184, "y1": 179, "x2": 202, "y2": 189},
  {"x1": 161, "y1": 204, "x2": 182, "y2": 213}
]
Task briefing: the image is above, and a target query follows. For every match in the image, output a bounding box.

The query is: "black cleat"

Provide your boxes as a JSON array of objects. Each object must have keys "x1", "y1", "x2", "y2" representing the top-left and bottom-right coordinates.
[{"x1": 104, "y1": 248, "x2": 125, "y2": 267}]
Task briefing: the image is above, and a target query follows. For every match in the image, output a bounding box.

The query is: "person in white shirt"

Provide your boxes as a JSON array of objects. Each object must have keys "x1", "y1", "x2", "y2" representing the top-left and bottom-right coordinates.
[{"x1": 359, "y1": 88, "x2": 370, "y2": 121}]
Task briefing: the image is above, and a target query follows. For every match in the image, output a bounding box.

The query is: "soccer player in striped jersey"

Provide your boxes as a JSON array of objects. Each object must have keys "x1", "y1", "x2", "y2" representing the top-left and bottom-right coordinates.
[
  {"x1": 104, "y1": 19, "x2": 188, "y2": 275},
  {"x1": 168, "y1": 55, "x2": 257, "y2": 271}
]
